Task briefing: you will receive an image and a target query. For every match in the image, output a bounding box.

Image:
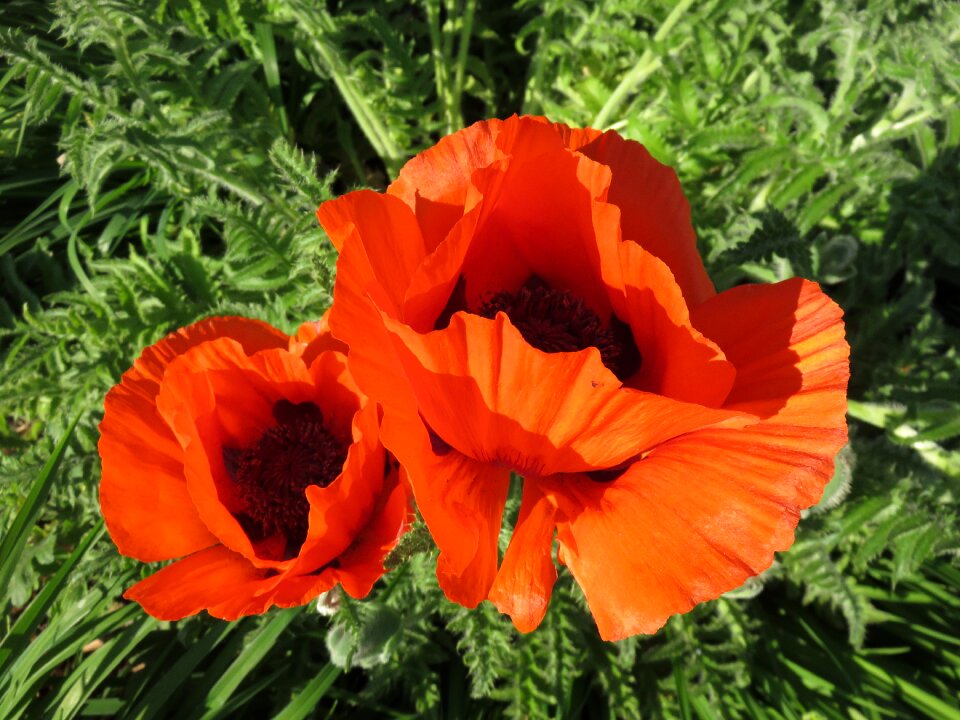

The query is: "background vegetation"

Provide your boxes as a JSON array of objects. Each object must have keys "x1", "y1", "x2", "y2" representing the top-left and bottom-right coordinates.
[{"x1": 1, "y1": 0, "x2": 958, "y2": 717}]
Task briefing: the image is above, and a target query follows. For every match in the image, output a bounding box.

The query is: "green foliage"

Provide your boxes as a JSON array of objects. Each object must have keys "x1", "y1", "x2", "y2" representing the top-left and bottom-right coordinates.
[{"x1": 1, "y1": 0, "x2": 959, "y2": 717}]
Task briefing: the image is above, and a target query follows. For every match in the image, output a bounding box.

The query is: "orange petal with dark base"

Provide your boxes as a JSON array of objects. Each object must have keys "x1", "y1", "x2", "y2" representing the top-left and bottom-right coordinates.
[
  {"x1": 612, "y1": 240, "x2": 735, "y2": 406},
  {"x1": 546, "y1": 278, "x2": 848, "y2": 640},
  {"x1": 380, "y1": 309, "x2": 747, "y2": 475},
  {"x1": 155, "y1": 339, "x2": 322, "y2": 566},
  {"x1": 295, "y1": 399, "x2": 384, "y2": 573},
  {"x1": 456, "y1": 148, "x2": 613, "y2": 316},
  {"x1": 99, "y1": 317, "x2": 287, "y2": 562}
]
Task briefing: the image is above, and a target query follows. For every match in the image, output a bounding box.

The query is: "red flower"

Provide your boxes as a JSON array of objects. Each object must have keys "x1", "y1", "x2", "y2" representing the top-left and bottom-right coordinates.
[
  {"x1": 318, "y1": 115, "x2": 849, "y2": 640},
  {"x1": 99, "y1": 314, "x2": 411, "y2": 620}
]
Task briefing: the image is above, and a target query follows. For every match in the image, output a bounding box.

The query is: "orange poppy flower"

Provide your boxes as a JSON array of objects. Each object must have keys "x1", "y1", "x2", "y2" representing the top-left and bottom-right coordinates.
[
  {"x1": 317, "y1": 115, "x2": 849, "y2": 641},
  {"x1": 98, "y1": 313, "x2": 411, "y2": 620}
]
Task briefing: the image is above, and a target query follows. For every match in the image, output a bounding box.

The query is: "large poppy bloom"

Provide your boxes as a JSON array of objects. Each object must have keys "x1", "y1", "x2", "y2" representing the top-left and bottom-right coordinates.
[
  {"x1": 99, "y1": 314, "x2": 411, "y2": 620},
  {"x1": 318, "y1": 115, "x2": 849, "y2": 640}
]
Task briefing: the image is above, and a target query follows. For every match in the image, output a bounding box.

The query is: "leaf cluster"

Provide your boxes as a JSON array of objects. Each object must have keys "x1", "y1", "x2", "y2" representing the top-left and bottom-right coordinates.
[{"x1": 1, "y1": 0, "x2": 959, "y2": 717}]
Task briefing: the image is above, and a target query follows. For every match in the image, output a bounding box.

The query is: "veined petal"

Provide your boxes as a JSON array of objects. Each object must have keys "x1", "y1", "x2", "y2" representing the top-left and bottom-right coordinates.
[
  {"x1": 457, "y1": 148, "x2": 614, "y2": 316},
  {"x1": 295, "y1": 400, "x2": 385, "y2": 573},
  {"x1": 549, "y1": 278, "x2": 849, "y2": 641},
  {"x1": 155, "y1": 339, "x2": 321, "y2": 568},
  {"x1": 317, "y1": 190, "x2": 428, "y2": 316},
  {"x1": 388, "y1": 118, "x2": 502, "y2": 251},
  {"x1": 332, "y1": 467, "x2": 414, "y2": 599},
  {"x1": 692, "y1": 277, "x2": 849, "y2": 424},
  {"x1": 124, "y1": 545, "x2": 281, "y2": 621}
]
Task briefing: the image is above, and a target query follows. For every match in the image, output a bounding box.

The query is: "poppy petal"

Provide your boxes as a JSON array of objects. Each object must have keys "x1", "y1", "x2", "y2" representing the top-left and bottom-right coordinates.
[
  {"x1": 327, "y1": 245, "x2": 420, "y2": 416},
  {"x1": 547, "y1": 279, "x2": 848, "y2": 640},
  {"x1": 614, "y1": 240, "x2": 735, "y2": 406},
  {"x1": 388, "y1": 118, "x2": 501, "y2": 251},
  {"x1": 99, "y1": 387, "x2": 215, "y2": 562},
  {"x1": 99, "y1": 317, "x2": 286, "y2": 562},
  {"x1": 380, "y1": 407, "x2": 509, "y2": 607},
  {"x1": 402, "y1": 205, "x2": 484, "y2": 332},
  {"x1": 264, "y1": 468, "x2": 411, "y2": 606},
  {"x1": 295, "y1": 400, "x2": 385, "y2": 573},
  {"x1": 457, "y1": 148, "x2": 614, "y2": 316},
  {"x1": 488, "y1": 482, "x2": 557, "y2": 633},
  {"x1": 577, "y1": 131, "x2": 715, "y2": 306},
  {"x1": 131, "y1": 316, "x2": 289, "y2": 387},
  {"x1": 124, "y1": 545, "x2": 280, "y2": 621},
  {"x1": 380, "y1": 309, "x2": 747, "y2": 475},
  {"x1": 155, "y1": 339, "x2": 318, "y2": 566},
  {"x1": 305, "y1": 350, "x2": 363, "y2": 440},
  {"x1": 332, "y1": 467, "x2": 413, "y2": 598},
  {"x1": 317, "y1": 190, "x2": 427, "y2": 315},
  {"x1": 291, "y1": 310, "x2": 348, "y2": 366},
  {"x1": 691, "y1": 277, "x2": 849, "y2": 425},
  {"x1": 386, "y1": 116, "x2": 599, "y2": 254}
]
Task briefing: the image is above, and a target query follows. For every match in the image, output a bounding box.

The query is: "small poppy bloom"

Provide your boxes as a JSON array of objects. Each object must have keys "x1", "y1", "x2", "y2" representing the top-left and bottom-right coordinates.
[
  {"x1": 317, "y1": 115, "x2": 849, "y2": 641},
  {"x1": 99, "y1": 314, "x2": 411, "y2": 620}
]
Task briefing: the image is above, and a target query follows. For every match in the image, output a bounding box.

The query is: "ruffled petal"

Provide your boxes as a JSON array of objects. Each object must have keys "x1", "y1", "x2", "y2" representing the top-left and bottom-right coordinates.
[
  {"x1": 332, "y1": 466, "x2": 413, "y2": 598},
  {"x1": 691, "y1": 277, "x2": 849, "y2": 425},
  {"x1": 577, "y1": 131, "x2": 715, "y2": 306},
  {"x1": 327, "y1": 246, "x2": 420, "y2": 416},
  {"x1": 305, "y1": 350, "x2": 363, "y2": 440},
  {"x1": 380, "y1": 309, "x2": 746, "y2": 476},
  {"x1": 613, "y1": 240, "x2": 735, "y2": 406},
  {"x1": 99, "y1": 317, "x2": 286, "y2": 562},
  {"x1": 99, "y1": 385, "x2": 215, "y2": 562},
  {"x1": 386, "y1": 115, "x2": 600, "y2": 258},
  {"x1": 380, "y1": 407, "x2": 509, "y2": 607},
  {"x1": 456, "y1": 147, "x2": 614, "y2": 316},
  {"x1": 132, "y1": 316, "x2": 289, "y2": 386},
  {"x1": 388, "y1": 118, "x2": 502, "y2": 251},
  {"x1": 488, "y1": 482, "x2": 557, "y2": 633},
  {"x1": 155, "y1": 339, "x2": 319, "y2": 567},
  {"x1": 548, "y1": 279, "x2": 849, "y2": 641},
  {"x1": 317, "y1": 190, "x2": 427, "y2": 316},
  {"x1": 262, "y1": 467, "x2": 411, "y2": 606}
]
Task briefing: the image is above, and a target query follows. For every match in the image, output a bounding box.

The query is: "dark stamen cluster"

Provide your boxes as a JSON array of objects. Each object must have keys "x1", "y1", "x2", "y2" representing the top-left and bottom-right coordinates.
[
  {"x1": 477, "y1": 276, "x2": 642, "y2": 380},
  {"x1": 223, "y1": 400, "x2": 346, "y2": 561}
]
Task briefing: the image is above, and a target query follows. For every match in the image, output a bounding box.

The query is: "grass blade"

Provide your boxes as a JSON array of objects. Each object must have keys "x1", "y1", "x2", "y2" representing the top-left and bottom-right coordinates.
[
  {"x1": 0, "y1": 411, "x2": 82, "y2": 608},
  {"x1": 201, "y1": 607, "x2": 301, "y2": 716},
  {"x1": 126, "y1": 622, "x2": 235, "y2": 720},
  {"x1": 273, "y1": 664, "x2": 341, "y2": 720},
  {"x1": 0, "y1": 523, "x2": 103, "y2": 678}
]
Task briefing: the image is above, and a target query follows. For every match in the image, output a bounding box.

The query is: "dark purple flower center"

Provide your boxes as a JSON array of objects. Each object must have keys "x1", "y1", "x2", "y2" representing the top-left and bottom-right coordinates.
[
  {"x1": 223, "y1": 400, "x2": 346, "y2": 561},
  {"x1": 436, "y1": 275, "x2": 641, "y2": 381}
]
